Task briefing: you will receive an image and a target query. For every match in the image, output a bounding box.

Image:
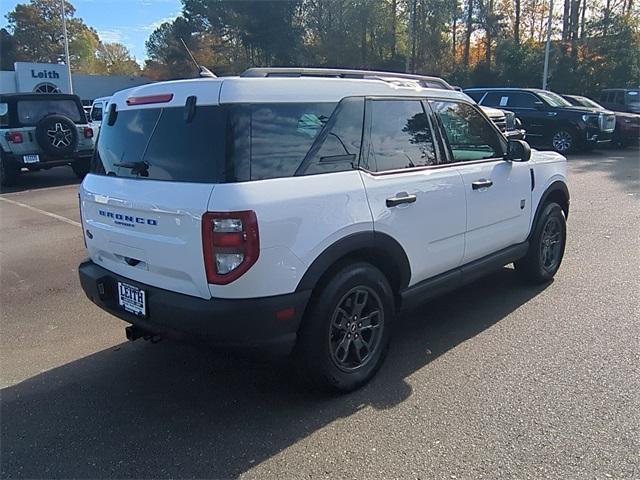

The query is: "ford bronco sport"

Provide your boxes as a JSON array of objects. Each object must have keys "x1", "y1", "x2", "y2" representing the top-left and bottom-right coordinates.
[
  {"x1": 78, "y1": 68, "x2": 569, "y2": 392},
  {"x1": 0, "y1": 93, "x2": 95, "y2": 187}
]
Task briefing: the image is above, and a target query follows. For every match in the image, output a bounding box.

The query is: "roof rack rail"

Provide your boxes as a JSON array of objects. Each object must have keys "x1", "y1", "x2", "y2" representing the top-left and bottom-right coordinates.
[{"x1": 240, "y1": 67, "x2": 455, "y2": 90}]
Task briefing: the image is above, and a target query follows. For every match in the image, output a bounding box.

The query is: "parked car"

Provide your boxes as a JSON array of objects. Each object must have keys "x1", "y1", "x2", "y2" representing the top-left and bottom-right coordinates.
[
  {"x1": 480, "y1": 105, "x2": 526, "y2": 140},
  {"x1": 409, "y1": 75, "x2": 526, "y2": 139},
  {"x1": 89, "y1": 96, "x2": 110, "y2": 127},
  {"x1": 562, "y1": 94, "x2": 640, "y2": 147},
  {"x1": 0, "y1": 93, "x2": 96, "y2": 187},
  {"x1": 465, "y1": 87, "x2": 616, "y2": 154},
  {"x1": 78, "y1": 68, "x2": 569, "y2": 392},
  {"x1": 599, "y1": 88, "x2": 640, "y2": 114}
]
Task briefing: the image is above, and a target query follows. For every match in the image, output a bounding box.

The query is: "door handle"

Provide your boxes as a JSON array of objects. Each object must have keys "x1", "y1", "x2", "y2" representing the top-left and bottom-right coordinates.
[
  {"x1": 386, "y1": 194, "x2": 417, "y2": 208},
  {"x1": 471, "y1": 179, "x2": 493, "y2": 190}
]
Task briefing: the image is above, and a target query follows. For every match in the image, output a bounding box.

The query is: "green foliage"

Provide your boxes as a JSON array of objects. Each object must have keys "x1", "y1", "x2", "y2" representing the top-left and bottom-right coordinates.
[{"x1": 4, "y1": 0, "x2": 141, "y2": 76}]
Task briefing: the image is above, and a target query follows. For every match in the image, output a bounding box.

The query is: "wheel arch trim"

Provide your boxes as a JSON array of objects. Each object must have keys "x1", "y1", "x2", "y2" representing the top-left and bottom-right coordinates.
[{"x1": 295, "y1": 231, "x2": 411, "y2": 293}]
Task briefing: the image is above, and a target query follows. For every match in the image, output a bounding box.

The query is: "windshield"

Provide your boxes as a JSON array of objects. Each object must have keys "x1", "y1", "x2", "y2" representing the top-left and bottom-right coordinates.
[
  {"x1": 575, "y1": 96, "x2": 604, "y2": 109},
  {"x1": 17, "y1": 99, "x2": 84, "y2": 125},
  {"x1": 537, "y1": 91, "x2": 573, "y2": 108}
]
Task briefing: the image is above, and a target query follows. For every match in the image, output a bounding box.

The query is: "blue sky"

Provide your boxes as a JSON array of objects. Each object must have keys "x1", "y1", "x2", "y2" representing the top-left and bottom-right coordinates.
[{"x1": 0, "y1": 0, "x2": 183, "y2": 63}]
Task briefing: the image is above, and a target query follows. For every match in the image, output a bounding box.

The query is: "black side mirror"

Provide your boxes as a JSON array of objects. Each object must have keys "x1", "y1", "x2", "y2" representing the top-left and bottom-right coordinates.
[
  {"x1": 506, "y1": 139, "x2": 531, "y2": 162},
  {"x1": 534, "y1": 101, "x2": 546, "y2": 111}
]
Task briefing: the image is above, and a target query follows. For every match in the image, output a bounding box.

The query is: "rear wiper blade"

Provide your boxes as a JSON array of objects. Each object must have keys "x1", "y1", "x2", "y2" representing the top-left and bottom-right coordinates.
[{"x1": 113, "y1": 161, "x2": 149, "y2": 176}]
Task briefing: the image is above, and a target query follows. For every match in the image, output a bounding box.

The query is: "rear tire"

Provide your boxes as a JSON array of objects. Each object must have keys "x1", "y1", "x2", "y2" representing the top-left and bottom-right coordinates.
[
  {"x1": 515, "y1": 202, "x2": 566, "y2": 284},
  {"x1": 72, "y1": 160, "x2": 90, "y2": 179},
  {"x1": 293, "y1": 262, "x2": 394, "y2": 393},
  {"x1": 0, "y1": 152, "x2": 20, "y2": 187}
]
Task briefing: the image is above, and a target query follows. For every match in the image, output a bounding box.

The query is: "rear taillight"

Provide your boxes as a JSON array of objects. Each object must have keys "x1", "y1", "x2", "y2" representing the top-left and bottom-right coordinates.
[
  {"x1": 202, "y1": 211, "x2": 259, "y2": 285},
  {"x1": 84, "y1": 127, "x2": 93, "y2": 139},
  {"x1": 7, "y1": 132, "x2": 23, "y2": 143}
]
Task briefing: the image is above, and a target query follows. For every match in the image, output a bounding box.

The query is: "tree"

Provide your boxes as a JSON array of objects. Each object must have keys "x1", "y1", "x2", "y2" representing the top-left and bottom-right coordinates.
[
  {"x1": 0, "y1": 28, "x2": 17, "y2": 70},
  {"x1": 96, "y1": 43, "x2": 141, "y2": 75},
  {"x1": 6, "y1": 0, "x2": 100, "y2": 71}
]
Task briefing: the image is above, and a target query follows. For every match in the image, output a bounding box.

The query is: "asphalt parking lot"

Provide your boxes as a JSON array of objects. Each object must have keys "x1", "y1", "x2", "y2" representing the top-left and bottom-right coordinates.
[{"x1": 1, "y1": 149, "x2": 639, "y2": 479}]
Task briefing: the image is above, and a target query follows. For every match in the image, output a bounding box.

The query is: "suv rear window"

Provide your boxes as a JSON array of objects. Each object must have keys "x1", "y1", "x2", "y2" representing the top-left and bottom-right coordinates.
[
  {"x1": 93, "y1": 106, "x2": 227, "y2": 183},
  {"x1": 17, "y1": 99, "x2": 83, "y2": 125}
]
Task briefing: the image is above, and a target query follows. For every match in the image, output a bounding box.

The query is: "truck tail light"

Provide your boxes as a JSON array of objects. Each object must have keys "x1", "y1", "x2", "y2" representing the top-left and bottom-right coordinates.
[
  {"x1": 202, "y1": 211, "x2": 259, "y2": 285},
  {"x1": 7, "y1": 132, "x2": 23, "y2": 143},
  {"x1": 84, "y1": 127, "x2": 94, "y2": 138}
]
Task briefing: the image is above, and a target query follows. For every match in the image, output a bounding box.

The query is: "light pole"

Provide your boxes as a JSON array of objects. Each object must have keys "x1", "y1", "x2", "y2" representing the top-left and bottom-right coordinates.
[
  {"x1": 542, "y1": 0, "x2": 553, "y2": 90},
  {"x1": 60, "y1": 0, "x2": 73, "y2": 93}
]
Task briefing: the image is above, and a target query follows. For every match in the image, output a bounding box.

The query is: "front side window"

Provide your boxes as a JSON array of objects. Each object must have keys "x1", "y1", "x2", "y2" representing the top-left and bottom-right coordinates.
[
  {"x1": 366, "y1": 99, "x2": 437, "y2": 172},
  {"x1": 431, "y1": 101, "x2": 505, "y2": 163},
  {"x1": 17, "y1": 99, "x2": 83, "y2": 125},
  {"x1": 91, "y1": 104, "x2": 103, "y2": 122}
]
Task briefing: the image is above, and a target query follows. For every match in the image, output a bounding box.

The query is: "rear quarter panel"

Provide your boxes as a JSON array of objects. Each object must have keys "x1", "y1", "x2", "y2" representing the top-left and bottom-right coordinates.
[{"x1": 206, "y1": 171, "x2": 372, "y2": 299}]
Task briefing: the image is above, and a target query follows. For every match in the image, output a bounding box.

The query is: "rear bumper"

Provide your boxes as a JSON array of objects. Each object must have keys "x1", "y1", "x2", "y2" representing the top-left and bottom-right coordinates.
[
  {"x1": 78, "y1": 260, "x2": 310, "y2": 354},
  {"x1": 3, "y1": 150, "x2": 92, "y2": 168}
]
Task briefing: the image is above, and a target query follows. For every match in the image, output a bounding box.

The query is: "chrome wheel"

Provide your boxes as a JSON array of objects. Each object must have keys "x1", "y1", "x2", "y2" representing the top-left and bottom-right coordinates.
[
  {"x1": 329, "y1": 286, "x2": 384, "y2": 371},
  {"x1": 47, "y1": 122, "x2": 73, "y2": 148},
  {"x1": 539, "y1": 216, "x2": 563, "y2": 272},
  {"x1": 552, "y1": 131, "x2": 573, "y2": 153}
]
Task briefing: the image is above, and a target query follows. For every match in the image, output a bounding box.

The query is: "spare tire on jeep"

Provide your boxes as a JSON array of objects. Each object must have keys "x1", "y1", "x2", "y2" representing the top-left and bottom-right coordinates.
[{"x1": 35, "y1": 115, "x2": 78, "y2": 158}]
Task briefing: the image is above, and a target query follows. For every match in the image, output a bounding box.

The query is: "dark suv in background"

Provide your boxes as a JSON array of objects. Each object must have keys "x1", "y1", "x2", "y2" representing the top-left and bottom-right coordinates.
[
  {"x1": 599, "y1": 89, "x2": 640, "y2": 114},
  {"x1": 0, "y1": 93, "x2": 95, "y2": 187},
  {"x1": 465, "y1": 87, "x2": 616, "y2": 154}
]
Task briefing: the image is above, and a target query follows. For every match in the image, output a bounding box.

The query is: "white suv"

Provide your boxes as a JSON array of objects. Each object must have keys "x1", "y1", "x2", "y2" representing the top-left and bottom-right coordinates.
[{"x1": 78, "y1": 68, "x2": 569, "y2": 392}]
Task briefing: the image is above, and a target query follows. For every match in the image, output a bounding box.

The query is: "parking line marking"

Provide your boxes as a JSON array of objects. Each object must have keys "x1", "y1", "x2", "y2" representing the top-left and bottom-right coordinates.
[{"x1": 0, "y1": 196, "x2": 81, "y2": 228}]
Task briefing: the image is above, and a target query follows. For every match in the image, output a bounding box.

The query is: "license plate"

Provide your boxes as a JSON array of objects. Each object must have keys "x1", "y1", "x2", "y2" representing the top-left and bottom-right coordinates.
[
  {"x1": 117, "y1": 281, "x2": 146, "y2": 316},
  {"x1": 23, "y1": 154, "x2": 40, "y2": 164}
]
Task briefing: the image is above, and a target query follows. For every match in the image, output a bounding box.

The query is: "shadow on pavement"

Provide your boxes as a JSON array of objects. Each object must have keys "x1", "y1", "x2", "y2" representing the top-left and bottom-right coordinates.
[
  {"x1": 0, "y1": 166, "x2": 80, "y2": 194},
  {"x1": 567, "y1": 146, "x2": 639, "y2": 192},
  {"x1": 1, "y1": 268, "x2": 548, "y2": 479}
]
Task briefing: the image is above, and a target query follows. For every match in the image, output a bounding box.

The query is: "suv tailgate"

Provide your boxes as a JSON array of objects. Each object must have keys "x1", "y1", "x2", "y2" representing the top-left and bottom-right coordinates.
[{"x1": 81, "y1": 175, "x2": 213, "y2": 299}]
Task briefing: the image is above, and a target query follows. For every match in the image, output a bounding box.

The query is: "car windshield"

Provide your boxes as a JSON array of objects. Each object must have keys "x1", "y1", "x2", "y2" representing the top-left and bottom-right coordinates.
[
  {"x1": 17, "y1": 99, "x2": 83, "y2": 125},
  {"x1": 537, "y1": 91, "x2": 573, "y2": 108},
  {"x1": 575, "y1": 96, "x2": 604, "y2": 109}
]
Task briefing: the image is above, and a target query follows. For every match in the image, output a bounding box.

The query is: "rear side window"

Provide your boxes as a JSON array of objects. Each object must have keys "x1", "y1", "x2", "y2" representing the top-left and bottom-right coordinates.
[
  {"x1": 93, "y1": 106, "x2": 228, "y2": 183},
  {"x1": 17, "y1": 99, "x2": 83, "y2": 125},
  {"x1": 431, "y1": 101, "x2": 504, "y2": 162},
  {"x1": 240, "y1": 103, "x2": 336, "y2": 180},
  {"x1": 366, "y1": 99, "x2": 437, "y2": 171},
  {"x1": 296, "y1": 98, "x2": 364, "y2": 175}
]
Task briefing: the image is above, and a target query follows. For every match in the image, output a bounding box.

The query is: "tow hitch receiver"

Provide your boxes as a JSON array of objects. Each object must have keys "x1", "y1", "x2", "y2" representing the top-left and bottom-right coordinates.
[{"x1": 125, "y1": 325, "x2": 162, "y2": 343}]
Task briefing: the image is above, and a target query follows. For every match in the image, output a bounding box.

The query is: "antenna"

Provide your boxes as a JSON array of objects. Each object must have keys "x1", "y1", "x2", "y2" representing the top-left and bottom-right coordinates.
[{"x1": 179, "y1": 38, "x2": 216, "y2": 78}]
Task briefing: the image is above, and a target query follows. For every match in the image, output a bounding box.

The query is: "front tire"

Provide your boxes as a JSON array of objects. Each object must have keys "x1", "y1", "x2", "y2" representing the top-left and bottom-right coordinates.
[
  {"x1": 551, "y1": 129, "x2": 576, "y2": 154},
  {"x1": 293, "y1": 262, "x2": 394, "y2": 393},
  {"x1": 515, "y1": 202, "x2": 567, "y2": 283}
]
